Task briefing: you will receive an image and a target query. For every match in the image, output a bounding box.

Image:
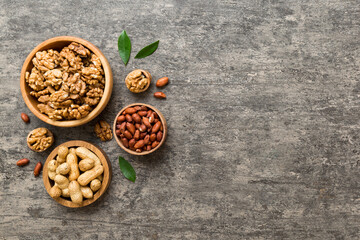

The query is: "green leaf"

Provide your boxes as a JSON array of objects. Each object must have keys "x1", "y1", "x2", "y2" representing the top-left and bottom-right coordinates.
[
  {"x1": 135, "y1": 40, "x2": 159, "y2": 59},
  {"x1": 118, "y1": 156, "x2": 136, "y2": 182},
  {"x1": 118, "y1": 30, "x2": 131, "y2": 65}
]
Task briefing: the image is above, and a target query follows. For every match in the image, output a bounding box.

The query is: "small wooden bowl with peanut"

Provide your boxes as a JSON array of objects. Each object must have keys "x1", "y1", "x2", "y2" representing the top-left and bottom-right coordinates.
[
  {"x1": 43, "y1": 140, "x2": 112, "y2": 208},
  {"x1": 113, "y1": 103, "x2": 167, "y2": 155}
]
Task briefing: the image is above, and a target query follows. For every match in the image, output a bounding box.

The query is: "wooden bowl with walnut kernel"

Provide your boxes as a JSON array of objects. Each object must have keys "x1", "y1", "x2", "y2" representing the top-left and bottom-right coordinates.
[
  {"x1": 20, "y1": 36, "x2": 113, "y2": 128},
  {"x1": 113, "y1": 103, "x2": 167, "y2": 155},
  {"x1": 43, "y1": 140, "x2": 112, "y2": 208}
]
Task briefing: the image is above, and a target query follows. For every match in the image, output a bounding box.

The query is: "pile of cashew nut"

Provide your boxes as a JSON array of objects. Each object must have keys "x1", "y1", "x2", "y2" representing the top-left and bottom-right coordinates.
[{"x1": 48, "y1": 146, "x2": 104, "y2": 204}]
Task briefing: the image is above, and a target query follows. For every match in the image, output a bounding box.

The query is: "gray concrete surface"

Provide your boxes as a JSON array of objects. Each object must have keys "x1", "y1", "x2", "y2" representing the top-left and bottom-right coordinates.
[{"x1": 1, "y1": 0, "x2": 360, "y2": 239}]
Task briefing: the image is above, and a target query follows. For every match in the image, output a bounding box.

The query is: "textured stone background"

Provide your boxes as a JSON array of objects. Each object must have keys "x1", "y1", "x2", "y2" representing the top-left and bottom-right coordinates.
[{"x1": 1, "y1": 0, "x2": 360, "y2": 239}]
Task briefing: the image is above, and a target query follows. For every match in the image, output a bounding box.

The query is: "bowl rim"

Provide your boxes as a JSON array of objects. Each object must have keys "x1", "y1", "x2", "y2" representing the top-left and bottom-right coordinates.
[
  {"x1": 113, "y1": 103, "x2": 167, "y2": 155},
  {"x1": 43, "y1": 140, "x2": 112, "y2": 208},
  {"x1": 20, "y1": 36, "x2": 113, "y2": 127}
]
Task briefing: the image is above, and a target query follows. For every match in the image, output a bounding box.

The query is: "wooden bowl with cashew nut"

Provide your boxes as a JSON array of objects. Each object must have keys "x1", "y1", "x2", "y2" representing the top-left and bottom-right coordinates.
[
  {"x1": 20, "y1": 36, "x2": 113, "y2": 127},
  {"x1": 43, "y1": 140, "x2": 112, "y2": 208}
]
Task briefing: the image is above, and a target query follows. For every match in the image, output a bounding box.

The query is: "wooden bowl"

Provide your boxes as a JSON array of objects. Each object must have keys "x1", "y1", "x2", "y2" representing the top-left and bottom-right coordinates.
[
  {"x1": 20, "y1": 36, "x2": 113, "y2": 127},
  {"x1": 113, "y1": 103, "x2": 167, "y2": 155},
  {"x1": 26, "y1": 127, "x2": 54, "y2": 152},
  {"x1": 43, "y1": 140, "x2": 112, "y2": 208}
]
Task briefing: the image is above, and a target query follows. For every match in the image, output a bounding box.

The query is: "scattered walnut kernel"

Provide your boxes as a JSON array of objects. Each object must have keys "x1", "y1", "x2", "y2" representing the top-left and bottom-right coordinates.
[
  {"x1": 125, "y1": 69, "x2": 151, "y2": 93},
  {"x1": 94, "y1": 120, "x2": 112, "y2": 141},
  {"x1": 25, "y1": 42, "x2": 106, "y2": 121},
  {"x1": 27, "y1": 128, "x2": 54, "y2": 152}
]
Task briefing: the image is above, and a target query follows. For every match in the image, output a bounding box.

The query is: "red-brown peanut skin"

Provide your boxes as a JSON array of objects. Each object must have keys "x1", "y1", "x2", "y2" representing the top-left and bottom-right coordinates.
[
  {"x1": 154, "y1": 92, "x2": 166, "y2": 99},
  {"x1": 121, "y1": 138, "x2": 129, "y2": 148},
  {"x1": 132, "y1": 113, "x2": 141, "y2": 123},
  {"x1": 152, "y1": 121, "x2": 162, "y2": 133},
  {"x1": 138, "y1": 111, "x2": 147, "y2": 117},
  {"x1": 157, "y1": 131, "x2": 163, "y2": 142},
  {"x1": 134, "y1": 130, "x2": 140, "y2": 140},
  {"x1": 17, "y1": 158, "x2": 30, "y2": 166},
  {"x1": 33, "y1": 162, "x2": 42, "y2": 177},
  {"x1": 129, "y1": 139, "x2": 136, "y2": 148},
  {"x1": 125, "y1": 107, "x2": 137, "y2": 114},
  {"x1": 124, "y1": 130, "x2": 133, "y2": 140},
  {"x1": 143, "y1": 117, "x2": 151, "y2": 128},
  {"x1": 156, "y1": 77, "x2": 169, "y2": 87},
  {"x1": 134, "y1": 140, "x2": 145, "y2": 149},
  {"x1": 150, "y1": 133, "x2": 156, "y2": 142},
  {"x1": 117, "y1": 115, "x2": 125, "y2": 122},
  {"x1": 119, "y1": 122, "x2": 126, "y2": 133},
  {"x1": 139, "y1": 124, "x2": 147, "y2": 132},
  {"x1": 21, "y1": 113, "x2": 30, "y2": 123},
  {"x1": 152, "y1": 141, "x2": 159, "y2": 148},
  {"x1": 125, "y1": 114, "x2": 132, "y2": 122},
  {"x1": 126, "y1": 122, "x2": 136, "y2": 135},
  {"x1": 143, "y1": 135, "x2": 150, "y2": 145}
]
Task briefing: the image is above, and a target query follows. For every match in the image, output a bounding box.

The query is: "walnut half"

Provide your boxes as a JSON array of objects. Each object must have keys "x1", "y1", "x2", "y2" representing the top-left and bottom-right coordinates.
[
  {"x1": 125, "y1": 69, "x2": 151, "y2": 93},
  {"x1": 27, "y1": 128, "x2": 54, "y2": 152},
  {"x1": 94, "y1": 120, "x2": 112, "y2": 141}
]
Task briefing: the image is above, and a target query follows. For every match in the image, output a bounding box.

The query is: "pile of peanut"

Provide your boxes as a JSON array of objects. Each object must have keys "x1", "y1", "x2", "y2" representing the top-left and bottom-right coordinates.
[
  {"x1": 115, "y1": 105, "x2": 164, "y2": 153},
  {"x1": 25, "y1": 42, "x2": 105, "y2": 121},
  {"x1": 48, "y1": 146, "x2": 104, "y2": 204}
]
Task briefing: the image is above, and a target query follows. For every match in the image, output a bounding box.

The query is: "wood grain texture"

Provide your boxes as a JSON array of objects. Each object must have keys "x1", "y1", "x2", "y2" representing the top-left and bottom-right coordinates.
[
  {"x1": 1, "y1": 0, "x2": 360, "y2": 239},
  {"x1": 113, "y1": 103, "x2": 167, "y2": 155},
  {"x1": 43, "y1": 140, "x2": 112, "y2": 208},
  {"x1": 20, "y1": 36, "x2": 113, "y2": 127}
]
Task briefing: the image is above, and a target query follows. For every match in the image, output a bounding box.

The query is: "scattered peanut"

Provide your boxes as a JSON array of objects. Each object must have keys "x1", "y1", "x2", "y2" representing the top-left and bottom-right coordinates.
[
  {"x1": 21, "y1": 113, "x2": 30, "y2": 123},
  {"x1": 156, "y1": 77, "x2": 169, "y2": 87},
  {"x1": 17, "y1": 158, "x2": 30, "y2": 166},
  {"x1": 33, "y1": 162, "x2": 42, "y2": 177},
  {"x1": 154, "y1": 92, "x2": 166, "y2": 99}
]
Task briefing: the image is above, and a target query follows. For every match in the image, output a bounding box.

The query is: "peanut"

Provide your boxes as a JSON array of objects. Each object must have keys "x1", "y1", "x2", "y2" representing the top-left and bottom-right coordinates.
[
  {"x1": 62, "y1": 188, "x2": 70, "y2": 198},
  {"x1": 33, "y1": 162, "x2": 42, "y2": 177},
  {"x1": 90, "y1": 179, "x2": 102, "y2": 192},
  {"x1": 66, "y1": 150, "x2": 80, "y2": 181},
  {"x1": 77, "y1": 165, "x2": 104, "y2": 186},
  {"x1": 49, "y1": 185, "x2": 62, "y2": 198},
  {"x1": 21, "y1": 113, "x2": 30, "y2": 123},
  {"x1": 75, "y1": 147, "x2": 101, "y2": 166},
  {"x1": 56, "y1": 162, "x2": 70, "y2": 175},
  {"x1": 17, "y1": 158, "x2": 30, "y2": 166},
  {"x1": 152, "y1": 121, "x2": 162, "y2": 133},
  {"x1": 79, "y1": 158, "x2": 95, "y2": 172},
  {"x1": 156, "y1": 77, "x2": 169, "y2": 87},
  {"x1": 154, "y1": 92, "x2": 166, "y2": 99},
  {"x1": 54, "y1": 174, "x2": 69, "y2": 189},
  {"x1": 80, "y1": 186, "x2": 94, "y2": 199},
  {"x1": 68, "y1": 180, "x2": 83, "y2": 204}
]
